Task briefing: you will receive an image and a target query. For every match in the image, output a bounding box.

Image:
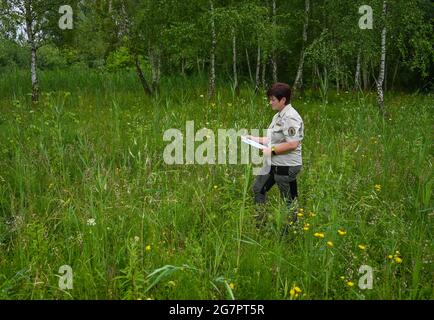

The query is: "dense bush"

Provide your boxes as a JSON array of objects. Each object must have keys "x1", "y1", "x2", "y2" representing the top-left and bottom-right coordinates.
[{"x1": 0, "y1": 38, "x2": 28, "y2": 69}]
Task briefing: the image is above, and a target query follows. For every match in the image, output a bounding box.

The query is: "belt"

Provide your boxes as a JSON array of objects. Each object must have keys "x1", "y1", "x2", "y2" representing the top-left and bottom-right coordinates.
[{"x1": 270, "y1": 165, "x2": 291, "y2": 175}]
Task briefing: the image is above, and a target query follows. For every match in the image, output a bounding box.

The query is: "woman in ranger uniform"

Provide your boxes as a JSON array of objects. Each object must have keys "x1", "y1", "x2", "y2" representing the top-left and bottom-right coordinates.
[{"x1": 247, "y1": 83, "x2": 304, "y2": 232}]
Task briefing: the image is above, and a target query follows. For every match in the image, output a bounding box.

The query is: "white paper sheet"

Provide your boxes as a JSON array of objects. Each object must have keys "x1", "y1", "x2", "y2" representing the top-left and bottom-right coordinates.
[{"x1": 241, "y1": 136, "x2": 267, "y2": 149}]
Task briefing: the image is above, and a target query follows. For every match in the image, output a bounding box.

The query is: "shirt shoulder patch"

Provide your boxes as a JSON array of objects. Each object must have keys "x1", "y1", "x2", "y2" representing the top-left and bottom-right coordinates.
[{"x1": 288, "y1": 127, "x2": 296, "y2": 136}]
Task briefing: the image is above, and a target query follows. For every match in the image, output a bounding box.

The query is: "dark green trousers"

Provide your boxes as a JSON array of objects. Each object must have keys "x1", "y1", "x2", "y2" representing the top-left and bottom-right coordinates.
[{"x1": 252, "y1": 165, "x2": 302, "y2": 209}]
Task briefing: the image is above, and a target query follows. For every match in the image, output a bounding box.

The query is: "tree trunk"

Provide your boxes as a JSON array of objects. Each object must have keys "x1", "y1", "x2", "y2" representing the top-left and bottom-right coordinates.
[
  {"x1": 270, "y1": 0, "x2": 278, "y2": 83},
  {"x1": 355, "y1": 49, "x2": 361, "y2": 90},
  {"x1": 336, "y1": 76, "x2": 339, "y2": 93},
  {"x1": 261, "y1": 58, "x2": 267, "y2": 89},
  {"x1": 384, "y1": 54, "x2": 387, "y2": 92},
  {"x1": 293, "y1": 0, "x2": 310, "y2": 94},
  {"x1": 208, "y1": 0, "x2": 216, "y2": 99},
  {"x1": 246, "y1": 48, "x2": 253, "y2": 84},
  {"x1": 391, "y1": 59, "x2": 399, "y2": 91},
  {"x1": 232, "y1": 29, "x2": 239, "y2": 96},
  {"x1": 376, "y1": 0, "x2": 387, "y2": 115},
  {"x1": 135, "y1": 55, "x2": 152, "y2": 96},
  {"x1": 25, "y1": 0, "x2": 39, "y2": 103},
  {"x1": 335, "y1": 57, "x2": 340, "y2": 94},
  {"x1": 150, "y1": 48, "x2": 161, "y2": 92},
  {"x1": 311, "y1": 66, "x2": 316, "y2": 90},
  {"x1": 271, "y1": 56, "x2": 277, "y2": 84},
  {"x1": 255, "y1": 43, "x2": 261, "y2": 93},
  {"x1": 344, "y1": 71, "x2": 349, "y2": 90},
  {"x1": 362, "y1": 54, "x2": 369, "y2": 91},
  {"x1": 29, "y1": 43, "x2": 39, "y2": 103},
  {"x1": 157, "y1": 51, "x2": 161, "y2": 88},
  {"x1": 197, "y1": 57, "x2": 205, "y2": 74}
]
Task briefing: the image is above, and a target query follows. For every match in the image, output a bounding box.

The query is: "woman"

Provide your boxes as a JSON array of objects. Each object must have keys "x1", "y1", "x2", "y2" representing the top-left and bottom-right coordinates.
[{"x1": 247, "y1": 83, "x2": 304, "y2": 231}]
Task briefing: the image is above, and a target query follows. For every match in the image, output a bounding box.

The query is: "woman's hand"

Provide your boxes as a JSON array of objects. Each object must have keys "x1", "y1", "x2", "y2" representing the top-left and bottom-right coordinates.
[{"x1": 260, "y1": 147, "x2": 272, "y2": 156}]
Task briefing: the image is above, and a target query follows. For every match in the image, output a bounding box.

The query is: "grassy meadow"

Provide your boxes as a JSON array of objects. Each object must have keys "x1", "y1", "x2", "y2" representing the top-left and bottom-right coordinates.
[{"x1": 0, "y1": 69, "x2": 433, "y2": 299}]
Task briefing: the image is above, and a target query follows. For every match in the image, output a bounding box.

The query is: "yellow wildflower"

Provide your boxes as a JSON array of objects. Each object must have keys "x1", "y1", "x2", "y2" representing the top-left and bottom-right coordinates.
[
  {"x1": 229, "y1": 283, "x2": 235, "y2": 289},
  {"x1": 145, "y1": 245, "x2": 151, "y2": 251},
  {"x1": 327, "y1": 241, "x2": 334, "y2": 247},
  {"x1": 374, "y1": 184, "x2": 382, "y2": 192},
  {"x1": 314, "y1": 232, "x2": 325, "y2": 238},
  {"x1": 303, "y1": 227, "x2": 309, "y2": 231},
  {"x1": 338, "y1": 229, "x2": 347, "y2": 236},
  {"x1": 347, "y1": 281, "x2": 355, "y2": 287},
  {"x1": 358, "y1": 244, "x2": 366, "y2": 251},
  {"x1": 290, "y1": 286, "x2": 302, "y2": 299},
  {"x1": 395, "y1": 257, "x2": 403, "y2": 264},
  {"x1": 388, "y1": 255, "x2": 393, "y2": 259}
]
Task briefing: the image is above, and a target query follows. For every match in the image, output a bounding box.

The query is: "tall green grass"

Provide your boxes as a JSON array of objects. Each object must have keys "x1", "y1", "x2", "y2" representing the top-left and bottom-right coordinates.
[{"x1": 0, "y1": 69, "x2": 433, "y2": 299}]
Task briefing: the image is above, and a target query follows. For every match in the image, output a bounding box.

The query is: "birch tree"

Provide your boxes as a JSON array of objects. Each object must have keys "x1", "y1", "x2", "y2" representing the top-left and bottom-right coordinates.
[
  {"x1": 376, "y1": 0, "x2": 387, "y2": 115},
  {"x1": 0, "y1": 0, "x2": 52, "y2": 103},
  {"x1": 293, "y1": 0, "x2": 310, "y2": 94},
  {"x1": 208, "y1": 0, "x2": 216, "y2": 98},
  {"x1": 270, "y1": 0, "x2": 277, "y2": 83}
]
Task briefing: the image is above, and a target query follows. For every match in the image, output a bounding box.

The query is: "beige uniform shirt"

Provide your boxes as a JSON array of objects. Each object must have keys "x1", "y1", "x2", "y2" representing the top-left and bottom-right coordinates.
[{"x1": 268, "y1": 104, "x2": 304, "y2": 166}]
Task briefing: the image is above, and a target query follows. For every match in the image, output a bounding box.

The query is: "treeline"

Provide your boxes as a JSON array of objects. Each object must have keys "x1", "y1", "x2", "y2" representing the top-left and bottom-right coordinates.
[{"x1": 0, "y1": 0, "x2": 432, "y2": 104}]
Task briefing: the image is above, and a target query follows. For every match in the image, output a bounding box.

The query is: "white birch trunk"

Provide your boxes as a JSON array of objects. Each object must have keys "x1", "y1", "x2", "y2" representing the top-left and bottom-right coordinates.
[
  {"x1": 271, "y1": 0, "x2": 277, "y2": 83},
  {"x1": 261, "y1": 59, "x2": 267, "y2": 89},
  {"x1": 246, "y1": 48, "x2": 253, "y2": 84},
  {"x1": 255, "y1": 43, "x2": 261, "y2": 92},
  {"x1": 232, "y1": 29, "x2": 239, "y2": 94},
  {"x1": 208, "y1": 0, "x2": 216, "y2": 98},
  {"x1": 25, "y1": 0, "x2": 39, "y2": 103},
  {"x1": 355, "y1": 49, "x2": 361, "y2": 90},
  {"x1": 293, "y1": 0, "x2": 310, "y2": 93},
  {"x1": 376, "y1": 0, "x2": 387, "y2": 114}
]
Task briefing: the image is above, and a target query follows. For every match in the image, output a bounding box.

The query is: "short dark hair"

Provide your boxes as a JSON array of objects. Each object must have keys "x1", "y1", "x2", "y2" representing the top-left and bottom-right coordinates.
[{"x1": 267, "y1": 83, "x2": 291, "y2": 104}]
